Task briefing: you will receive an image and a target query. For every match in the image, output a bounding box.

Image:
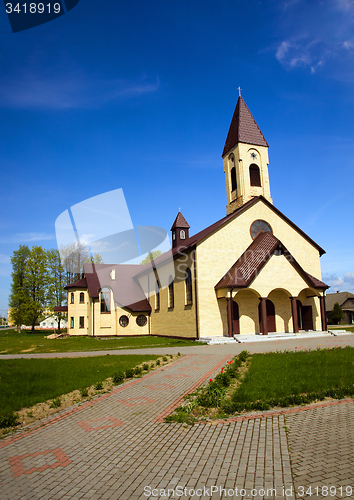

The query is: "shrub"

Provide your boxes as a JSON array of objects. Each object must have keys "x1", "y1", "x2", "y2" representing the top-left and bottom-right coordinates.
[
  {"x1": 125, "y1": 368, "x2": 134, "y2": 378},
  {"x1": 142, "y1": 364, "x2": 149, "y2": 371},
  {"x1": 50, "y1": 397, "x2": 61, "y2": 408},
  {"x1": 156, "y1": 360, "x2": 161, "y2": 366},
  {"x1": 80, "y1": 387, "x2": 89, "y2": 397},
  {"x1": 134, "y1": 366, "x2": 143, "y2": 375},
  {"x1": 94, "y1": 381, "x2": 103, "y2": 390},
  {"x1": 150, "y1": 363, "x2": 155, "y2": 369},
  {"x1": 0, "y1": 412, "x2": 19, "y2": 428},
  {"x1": 112, "y1": 372, "x2": 124, "y2": 384},
  {"x1": 162, "y1": 356, "x2": 167, "y2": 362}
]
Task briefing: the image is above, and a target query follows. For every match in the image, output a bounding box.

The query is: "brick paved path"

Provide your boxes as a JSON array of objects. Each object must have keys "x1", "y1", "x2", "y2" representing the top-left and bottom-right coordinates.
[{"x1": 0, "y1": 336, "x2": 354, "y2": 500}]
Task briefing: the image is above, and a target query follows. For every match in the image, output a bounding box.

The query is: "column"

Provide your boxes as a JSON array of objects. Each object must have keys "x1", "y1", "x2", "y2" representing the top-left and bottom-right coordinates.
[
  {"x1": 290, "y1": 297, "x2": 299, "y2": 333},
  {"x1": 319, "y1": 295, "x2": 327, "y2": 332},
  {"x1": 226, "y1": 297, "x2": 234, "y2": 337},
  {"x1": 260, "y1": 297, "x2": 268, "y2": 335}
]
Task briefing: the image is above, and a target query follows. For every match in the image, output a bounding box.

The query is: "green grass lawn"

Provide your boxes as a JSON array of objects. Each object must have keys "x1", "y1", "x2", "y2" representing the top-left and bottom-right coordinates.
[
  {"x1": 0, "y1": 329, "x2": 201, "y2": 355},
  {"x1": 0, "y1": 354, "x2": 160, "y2": 416},
  {"x1": 328, "y1": 326, "x2": 354, "y2": 332},
  {"x1": 232, "y1": 347, "x2": 354, "y2": 404}
]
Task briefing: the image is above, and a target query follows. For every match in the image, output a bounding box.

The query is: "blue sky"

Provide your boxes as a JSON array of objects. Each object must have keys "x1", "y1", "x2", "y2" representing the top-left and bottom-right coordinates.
[{"x1": 0, "y1": 0, "x2": 354, "y2": 317}]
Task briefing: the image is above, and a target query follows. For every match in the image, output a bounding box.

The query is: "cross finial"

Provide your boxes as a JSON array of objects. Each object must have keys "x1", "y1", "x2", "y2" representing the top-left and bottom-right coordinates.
[
  {"x1": 178, "y1": 207, "x2": 181, "y2": 212},
  {"x1": 237, "y1": 86, "x2": 242, "y2": 97}
]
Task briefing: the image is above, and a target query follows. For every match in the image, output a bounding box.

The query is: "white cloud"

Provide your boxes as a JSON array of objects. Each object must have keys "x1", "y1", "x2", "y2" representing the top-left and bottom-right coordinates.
[
  {"x1": 343, "y1": 272, "x2": 354, "y2": 284},
  {"x1": 0, "y1": 74, "x2": 160, "y2": 110},
  {"x1": 0, "y1": 233, "x2": 55, "y2": 243}
]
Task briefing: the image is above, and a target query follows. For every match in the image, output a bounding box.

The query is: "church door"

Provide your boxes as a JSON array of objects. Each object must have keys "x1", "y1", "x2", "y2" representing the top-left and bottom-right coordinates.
[
  {"x1": 302, "y1": 306, "x2": 313, "y2": 330},
  {"x1": 232, "y1": 301, "x2": 240, "y2": 335},
  {"x1": 258, "y1": 299, "x2": 276, "y2": 334}
]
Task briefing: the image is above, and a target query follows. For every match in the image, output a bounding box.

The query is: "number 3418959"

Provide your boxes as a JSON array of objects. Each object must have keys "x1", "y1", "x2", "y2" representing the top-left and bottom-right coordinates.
[{"x1": 6, "y1": 3, "x2": 61, "y2": 14}]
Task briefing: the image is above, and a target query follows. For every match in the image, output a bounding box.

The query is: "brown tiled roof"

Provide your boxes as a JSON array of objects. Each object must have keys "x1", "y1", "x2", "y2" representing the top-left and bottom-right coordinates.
[
  {"x1": 222, "y1": 96, "x2": 268, "y2": 157},
  {"x1": 134, "y1": 197, "x2": 325, "y2": 279},
  {"x1": 325, "y1": 291, "x2": 354, "y2": 312},
  {"x1": 171, "y1": 211, "x2": 190, "y2": 230},
  {"x1": 215, "y1": 231, "x2": 328, "y2": 290},
  {"x1": 65, "y1": 277, "x2": 87, "y2": 289},
  {"x1": 84, "y1": 263, "x2": 151, "y2": 313}
]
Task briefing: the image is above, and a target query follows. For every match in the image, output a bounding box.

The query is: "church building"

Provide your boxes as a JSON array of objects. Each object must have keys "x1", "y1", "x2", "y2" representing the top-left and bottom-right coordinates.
[{"x1": 62, "y1": 95, "x2": 328, "y2": 339}]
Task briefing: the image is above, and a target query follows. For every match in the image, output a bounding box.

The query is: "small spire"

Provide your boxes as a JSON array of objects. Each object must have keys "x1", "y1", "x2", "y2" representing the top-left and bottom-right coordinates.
[{"x1": 237, "y1": 86, "x2": 242, "y2": 97}]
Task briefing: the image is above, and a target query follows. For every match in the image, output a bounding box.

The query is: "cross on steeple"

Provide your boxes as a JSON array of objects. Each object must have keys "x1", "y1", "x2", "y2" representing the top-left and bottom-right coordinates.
[{"x1": 237, "y1": 86, "x2": 242, "y2": 97}]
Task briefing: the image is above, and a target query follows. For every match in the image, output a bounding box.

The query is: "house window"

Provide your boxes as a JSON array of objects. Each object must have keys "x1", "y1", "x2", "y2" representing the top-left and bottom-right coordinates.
[
  {"x1": 70, "y1": 317, "x2": 74, "y2": 328},
  {"x1": 231, "y1": 166, "x2": 237, "y2": 192},
  {"x1": 185, "y1": 268, "x2": 193, "y2": 305},
  {"x1": 79, "y1": 316, "x2": 84, "y2": 329},
  {"x1": 79, "y1": 292, "x2": 84, "y2": 303},
  {"x1": 100, "y1": 288, "x2": 111, "y2": 313},
  {"x1": 70, "y1": 292, "x2": 74, "y2": 304},
  {"x1": 136, "y1": 315, "x2": 147, "y2": 327},
  {"x1": 180, "y1": 230, "x2": 185, "y2": 240},
  {"x1": 155, "y1": 282, "x2": 160, "y2": 311},
  {"x1": 168, "y1": 276, "x2": 174, "y2": 308},
  {"x1": 249, "y1": 164, "x2": 261, "y2": 187},
  {"x1": 119, "y1": 315, "x2": 129, "y2": 327}
]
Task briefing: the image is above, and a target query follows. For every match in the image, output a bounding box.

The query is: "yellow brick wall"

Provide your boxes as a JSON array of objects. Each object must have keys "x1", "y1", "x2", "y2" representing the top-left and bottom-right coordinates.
[
  {"x1": 149, "y1": 253, "x2": 197, "y2": 338},
  {"x1": 67, "y1": 289, "x2": 89, "y2": 336},
  {"x1": 196, "y1": 199, "x2": 323, "y2": 336}
]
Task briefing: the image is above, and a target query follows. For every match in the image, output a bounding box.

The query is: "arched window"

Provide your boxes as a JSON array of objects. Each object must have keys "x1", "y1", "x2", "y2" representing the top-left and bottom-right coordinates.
[
  {"x1": 79, "y1": 292, "x2": 84, "y2": 303},
  {"x1": 155, "y1": 282, "x2": 160, "y2": 311},
  {"x1": 185, "y1": 268, "x2": 193, "y2": 305},
  {"x1": 100, "y1": 288, "x2": 111, "y2": 313},
  {"x1": 231, "y1": 166, "x2": 237, "y2": 192},
  {"x1": 249, "y1": 164, "x2": 261, "y2": 187},
  {"x1": 168, "y1": 276, "x2": 174, "y2": 308},
  {"x1": 70, "y1": 292, "x2": 74, "y2": 304},
  {"x1": 180, "y1": 230, "x2": 185, "y2": 240}
]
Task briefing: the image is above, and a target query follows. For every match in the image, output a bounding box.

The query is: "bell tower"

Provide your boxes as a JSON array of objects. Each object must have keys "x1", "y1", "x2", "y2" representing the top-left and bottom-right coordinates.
[{"x1": 222, "y1": 93, "x2": 272, "y2": 215}]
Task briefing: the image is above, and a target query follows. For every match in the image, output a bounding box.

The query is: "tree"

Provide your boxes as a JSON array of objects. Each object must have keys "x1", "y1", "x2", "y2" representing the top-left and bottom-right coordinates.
[
  {"x1": 59, "y1": 243, "x2": 103, "y2": 284},
  {"x1": 22, "y1": 246, "x2": 49, "y2": 332},
  {"x1": 8, "y1": 245, "x2": 31, "y2": 331},
  {"x1": 331, "y1": 302, "x2": 345, "y2": 325},
  {"x1": 47, "y1": 249, "x2": 67, "y2": 333},
  {"x1": 140, "y1": 250, "x2": 162, "y2": 265}
]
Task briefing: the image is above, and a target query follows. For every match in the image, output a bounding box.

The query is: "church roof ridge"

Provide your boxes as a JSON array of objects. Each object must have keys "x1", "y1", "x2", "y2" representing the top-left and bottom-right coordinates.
[{"x1": 222, "y1": 96, "x2": 268, "y2": 157}]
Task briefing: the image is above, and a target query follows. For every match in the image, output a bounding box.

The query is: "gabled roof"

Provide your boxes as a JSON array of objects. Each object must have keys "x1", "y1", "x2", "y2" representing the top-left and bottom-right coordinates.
[
  {"x1": 65, "y1": 264, "x2": 151, "y2": 313},
  {"x1": 325, "y1": 291, "x2": 354, "y2": 312},
  {"x1": 65, "y1": 277, "x2": 88, "y2": 289},
  {"x1": 215, "y1": 231, "x2": 328, "y2": 290},
  {"x1": 222, "y1": 96, "x2": 268, "y2": 157},
  {"x1": 134, "y1": 196, "x2": 325, "y2": 277},
  {"x1": 171, "y1": 211, "x2": 190, "y2": 230}
]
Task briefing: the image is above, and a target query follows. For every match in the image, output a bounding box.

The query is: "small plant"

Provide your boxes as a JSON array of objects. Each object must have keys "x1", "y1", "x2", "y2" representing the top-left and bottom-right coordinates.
[
  {"x1": 156, "y1": 359, "x2": 161, "y2": 366},
  {"x1": 142, "y1": 364, "x2": 149, "y2": 371},
  {"x1": 0, "y1": 412, "x2": 19, "y2": 429},
  {"x1": 150, "y1": 363, "x2": 155, "y2": 369},
  {"x1": 80, "y1": 387, "x2": 89, "y2": 397},
  {"x1": 177, "y1": 352, "x2": 181, "y2": 357},
  {"x1": 162, "y1": 356, "x2": 167, "y2": 362},
  {"x1": 169, "y1": 354, "x2": 173, "y2": 359},
  {"x1": 113, "y1": 372, "x2": 125, "y2": 384},
  {"x1": 125, "y1": 368, "x2": 134, "y2": 378},
  {"x1": 50, "y1": 397, "x2": 61, "y2": 408},
  {"x1": 26, "y1": 411, "x2": 33, "y2": 418},
  {"x1": 134, "y1": 366, "x2": 143, "y2": 376},
  {"x1": 94, "y1": 381, "x2": 103, "y2": 391}
]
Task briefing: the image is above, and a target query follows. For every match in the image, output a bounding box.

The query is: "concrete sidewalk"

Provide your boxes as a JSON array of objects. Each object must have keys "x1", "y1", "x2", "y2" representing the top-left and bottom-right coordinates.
[{"x1": 0, "y1": 337, "x2": 353, "y2": 499}]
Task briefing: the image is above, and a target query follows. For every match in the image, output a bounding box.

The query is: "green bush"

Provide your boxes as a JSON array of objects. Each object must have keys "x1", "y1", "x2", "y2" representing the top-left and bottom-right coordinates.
[
  {"x1": 94, "y1": 381, "x2": 103, "y2": 390},
  {"x1": 49, "y1": 397, "x2": 61, "y2": 408},
  {"x1": 142, "y1": 364, "x2": 149, "y2": 371},
  {"x1": 156, "y1": 360, "x2": 161, "y2": 366},
  {"x1": 0, "y1": 412, "x2": 19, "y2": 428},
  {"x1": 80, "y1": 388, "x2": 89, "y2": 397},
  {"x1": 134, "y1": 366, "x2": 143, "y2": 375},
  {"x1": 162, "y1": 356, "x2": 167, "y2": 362},
  {"x1": 112, "y1": 372, "x2": 124, "y2": 384},
  {"x1": 125, "y1": 368, "x2": 134, "y2": 378}
]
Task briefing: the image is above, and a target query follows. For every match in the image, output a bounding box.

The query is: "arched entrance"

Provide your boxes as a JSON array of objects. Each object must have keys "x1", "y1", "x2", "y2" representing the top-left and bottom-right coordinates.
[
  {"x1": 297, "y1": 299, "x2": 313, "y2": 330},
  {"x1": 232, "y1": 301, "x2": 240, "y2": 335},
  {"x1": 258, "y1": 299, "x2": 276, "y2": 334}
]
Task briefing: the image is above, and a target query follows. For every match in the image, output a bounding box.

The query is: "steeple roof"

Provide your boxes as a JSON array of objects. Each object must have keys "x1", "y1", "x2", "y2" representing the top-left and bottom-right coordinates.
[
  {"x1": 222, "y1": 96, "x2": 268, "y2": 157},
  {"x1": 171, "y1": 211, "x2": 190, "y2": 230}
]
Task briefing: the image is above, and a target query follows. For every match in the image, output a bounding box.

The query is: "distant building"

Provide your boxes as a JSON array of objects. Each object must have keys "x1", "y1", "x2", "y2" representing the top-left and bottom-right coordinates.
[
  {"x1": 7, "y1": 308, "x2": 67, "y2": 329},
  {"x1": 326, "y1": 292, "x2": 354, "y2": 324}
]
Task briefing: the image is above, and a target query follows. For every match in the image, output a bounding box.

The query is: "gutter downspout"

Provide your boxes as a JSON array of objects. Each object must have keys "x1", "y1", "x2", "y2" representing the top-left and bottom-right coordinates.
[{"x1": 193, "y1": 249, "x2": 199, "y2": 339}]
